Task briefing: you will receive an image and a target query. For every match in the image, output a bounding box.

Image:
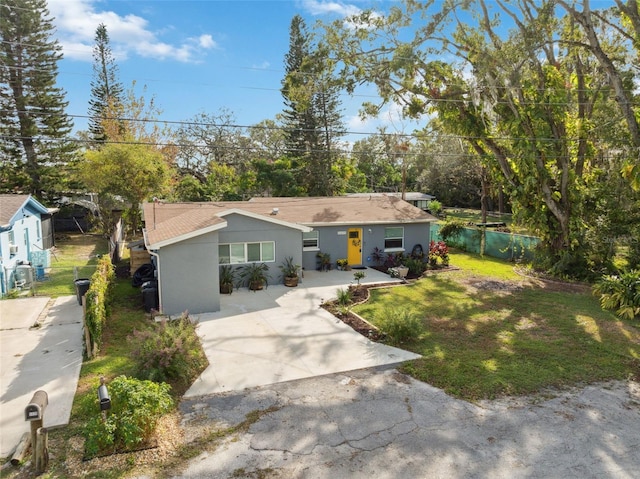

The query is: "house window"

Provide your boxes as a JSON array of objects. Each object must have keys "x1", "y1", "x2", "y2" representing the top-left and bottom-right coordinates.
[
  {"x1": 384, "y1": 227, "x2": 404, "y2": 251},
  {"x1": 219, "y1": 241, "x2": 275, "y2": 264},
  {"x1": 36, "y1": 220, "x2": 41, "y2": 240},
  {"x1": 8, "y1": 230, "x2": 15, "y2": 245},
  {"x1": 303, "y1": 231, "x2": 319, "y2": 250}
]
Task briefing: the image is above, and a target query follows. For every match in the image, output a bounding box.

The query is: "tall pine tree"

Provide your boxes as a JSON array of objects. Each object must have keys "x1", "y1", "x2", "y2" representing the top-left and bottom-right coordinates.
[
  {"x1": 0, "y1": 0, "x2": 75, "y2": 199},
  {"x1": 281, "y1": 15, "x2": 344, "y2": 196},
  {"x1": 88, "y1": 23, "x2": 123, "y2": 144}
]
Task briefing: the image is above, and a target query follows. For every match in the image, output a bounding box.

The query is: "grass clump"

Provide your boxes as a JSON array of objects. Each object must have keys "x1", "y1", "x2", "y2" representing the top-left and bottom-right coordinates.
[
  {"x1": 336, "y1": 287, "x2": 352, "y2": 306},
  {"x1": 130, "y1": 312, "x2": 209, "y2": 389},
  {"x1": 376, "y1": 307, "x2": 423, "y2": 345}
]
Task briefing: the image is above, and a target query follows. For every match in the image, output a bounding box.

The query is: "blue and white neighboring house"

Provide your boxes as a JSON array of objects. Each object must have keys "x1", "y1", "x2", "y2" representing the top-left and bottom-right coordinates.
[
  {"x1": 0, "y1": 194, "x2": 57, "y2": 296},
  {"x1": 142, "y1": 195, "x2": 437, "y2": 316}
]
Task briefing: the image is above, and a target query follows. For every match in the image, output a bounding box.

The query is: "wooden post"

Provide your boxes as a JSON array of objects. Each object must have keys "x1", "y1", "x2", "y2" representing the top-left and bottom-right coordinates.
[
  {"x1": 10, "y1": 432, "x2": 31, "y2": 466},
  {"x1": 35, "y1": 427, "x2": 48, "y2": 474},
  {"x1": 29, "y1": 419, "x2": 42, "y2": 458}
]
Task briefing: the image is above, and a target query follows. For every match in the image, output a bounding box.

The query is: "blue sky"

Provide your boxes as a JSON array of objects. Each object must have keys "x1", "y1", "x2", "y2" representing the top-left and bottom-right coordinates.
[{"x1": 47, "y1": 0, "x2": 411, "y2": 140}]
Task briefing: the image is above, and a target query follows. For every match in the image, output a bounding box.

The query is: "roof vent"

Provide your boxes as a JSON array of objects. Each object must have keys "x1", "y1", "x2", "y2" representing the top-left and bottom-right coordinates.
[{"x1": 271, "y1": 207, "x2": 279, "y2": 215}]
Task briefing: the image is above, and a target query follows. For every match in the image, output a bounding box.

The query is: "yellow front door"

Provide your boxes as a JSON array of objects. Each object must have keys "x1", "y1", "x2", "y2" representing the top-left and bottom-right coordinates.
[{"x1": 347, "y1": 228, "x2": 362, "y2": 266}]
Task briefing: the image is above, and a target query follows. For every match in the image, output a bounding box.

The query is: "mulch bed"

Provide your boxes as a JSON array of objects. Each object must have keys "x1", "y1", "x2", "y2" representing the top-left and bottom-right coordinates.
[{"x1": 322, "y1": 284, "x2": 391, "y2": 342}]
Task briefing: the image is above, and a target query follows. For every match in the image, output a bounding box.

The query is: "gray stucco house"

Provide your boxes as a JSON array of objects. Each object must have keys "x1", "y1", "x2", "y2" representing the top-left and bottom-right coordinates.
[{"x1": 142, "y1": 195, "x2": 436, "y2": 316}]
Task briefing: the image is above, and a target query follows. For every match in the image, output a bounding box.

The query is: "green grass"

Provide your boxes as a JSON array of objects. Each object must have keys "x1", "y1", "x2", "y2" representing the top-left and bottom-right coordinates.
[
  {"x1": 354, "y1": 251, "x2": 640, "y2": 401},
  {"x1": 34, "y1": 234, "x2": 109, "y2": 297},
  {"x1": 448, "y1": 250, "x2": 521, "y2": 280}
]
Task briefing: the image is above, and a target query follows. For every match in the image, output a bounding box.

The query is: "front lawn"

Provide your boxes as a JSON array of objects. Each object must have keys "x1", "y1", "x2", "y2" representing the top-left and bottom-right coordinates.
[{"x1": 352, "y1": 252, "x2": 640, "y2": 401}]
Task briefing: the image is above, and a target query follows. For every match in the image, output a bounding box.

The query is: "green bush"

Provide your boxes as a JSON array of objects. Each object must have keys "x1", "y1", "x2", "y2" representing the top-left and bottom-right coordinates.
[
  {"x1": 376, "y1": 307, "x2": 423, "y2": 345},
  {"x1": 404, "y1": 257, "x2": 427, "y2": 276},
  {"x1": 84, "y1": 255, "x2": 116, "y2": 355},
  {"x1": 84, "y1": 376, "x2": 173, "y2": 457},
  {"x1": 130, "y1": 312, "x2": 209, "y2": 386},
  {"x1": 428, "y1": 199, "x2": 443, "y2": 216},
  {"x1": 438, "y1": 220, "x2": 466, "y2": 245},
  {"x1": 593, "y1": 270, "x2": 640, "y2": 320}
]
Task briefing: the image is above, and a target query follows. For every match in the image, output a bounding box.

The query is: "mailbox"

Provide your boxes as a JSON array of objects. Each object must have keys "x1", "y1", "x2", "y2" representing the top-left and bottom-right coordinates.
[
  {"x1": 25, "y1": 390, "x2": 48, "y2": 421},
  {"x1": 97, "y1": 384, "x2": 111, "y2": 411}
]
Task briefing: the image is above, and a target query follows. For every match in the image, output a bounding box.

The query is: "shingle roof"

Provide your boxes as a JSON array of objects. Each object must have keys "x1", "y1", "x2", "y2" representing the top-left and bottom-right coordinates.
[
  {"x1": 0, "y1": 194, "x2": 30, "y2": 227},
  {"x1": 245, "y1": 196, "x2": 435, "y2": 225},
  {"x1": 143, "y1": 202, "x2": 227, "y2": 248},
  {"x1": 142, "y1": 195, "x2": 436, "y2": 248}
]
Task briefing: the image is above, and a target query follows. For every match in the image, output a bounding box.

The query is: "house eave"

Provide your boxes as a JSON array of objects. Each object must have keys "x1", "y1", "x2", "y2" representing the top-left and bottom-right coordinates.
[
  {"x1": 302, "y1": 218, "x2": 436, "y2": 227},
  {"x1": 144, "y1": 221, "x2": 227, "y2": 250}
]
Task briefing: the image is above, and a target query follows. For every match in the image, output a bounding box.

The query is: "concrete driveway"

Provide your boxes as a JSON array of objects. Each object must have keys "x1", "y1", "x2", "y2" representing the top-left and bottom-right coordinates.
[
  {"x1": 0, "y1": 296, "x2": 84, "y2": 458},
  {"x1": 185, "y1": 268, "x2": 420, "y2": 397}
]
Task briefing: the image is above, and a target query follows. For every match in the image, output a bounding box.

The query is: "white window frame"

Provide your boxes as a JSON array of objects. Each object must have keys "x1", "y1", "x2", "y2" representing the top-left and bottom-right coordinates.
[
  {"x1": 384, "y1": 226, "x2": 404, "y2": 252},
  {"x1": 219, "y1": 241, "x2": 275, "y2": 264},
  {"x1": 303, "y1": 231, "x2": 319, "y2": 251}
]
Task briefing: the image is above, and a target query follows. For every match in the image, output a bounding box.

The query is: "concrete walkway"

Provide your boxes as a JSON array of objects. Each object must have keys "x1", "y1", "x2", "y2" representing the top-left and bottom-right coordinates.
[
  {"x1": 0, "y1": 296, "x2": 84, "y2": 458},
  {"x1": 185, "y1": 268, "x2": 420, "y2": 397}
]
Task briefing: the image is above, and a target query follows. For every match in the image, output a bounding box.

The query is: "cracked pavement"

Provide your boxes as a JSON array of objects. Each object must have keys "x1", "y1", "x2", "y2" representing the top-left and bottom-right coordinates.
[{"x1": 174, "y1": 366, "x2": 640, "y2": 478}]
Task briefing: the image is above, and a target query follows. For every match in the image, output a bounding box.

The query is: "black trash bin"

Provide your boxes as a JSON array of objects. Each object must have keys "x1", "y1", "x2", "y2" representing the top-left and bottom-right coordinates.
[
  {"x1": 74, "y1": 279, "x2": 91, "y2": 306},
  {"x1": 142, "y1": 287, "x2": 158, "y2": 313}
]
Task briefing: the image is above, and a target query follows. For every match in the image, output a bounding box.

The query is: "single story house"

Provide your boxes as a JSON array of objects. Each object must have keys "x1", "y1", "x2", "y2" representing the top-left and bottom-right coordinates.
[
  {"x1": 142, "y1": 195, "x2": 437, "y2": 316},
  {"x1": 0, "y1": 194, "x2": 57, "y2": 295}
]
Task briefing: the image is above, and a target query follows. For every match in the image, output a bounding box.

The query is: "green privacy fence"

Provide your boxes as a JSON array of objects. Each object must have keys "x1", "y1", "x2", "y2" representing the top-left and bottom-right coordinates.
[{"x1": 430, "y1": 223, "x2": 540, "y2": 261}]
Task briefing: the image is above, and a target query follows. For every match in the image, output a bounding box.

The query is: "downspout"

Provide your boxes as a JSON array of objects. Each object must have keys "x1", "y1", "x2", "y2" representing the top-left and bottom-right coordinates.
[
  {"x1": 148, "y1": 250, "x2": 162, "y2": 313},
  {"x1": 143, "y1": 230, "x2": 162, "y2": 314}
]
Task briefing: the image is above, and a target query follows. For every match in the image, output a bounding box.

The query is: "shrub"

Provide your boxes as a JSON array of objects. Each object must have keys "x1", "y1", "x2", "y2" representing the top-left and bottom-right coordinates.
[
  {"x1": 428, "y1": 240, "x2": 449, "y2": 267},
  {"x1": 383, "y1": 252, "x2": 404, "y2": 269},
  {"x1": 438, "y1": 220, "x2": 466, "y2": 246},
  {"x1": 376, "y1": 307, "x2": 423, "y2": 345},
  {"x1": 336, "y1": 287, "x2": 352, "y2": 306},
  {"x1": 371, "y1": 247, "x2": 385, "y2": 266},
  {"x1": 353, "y1": 271, "x2": 366, "y2": 285},
  {"x1": 593, "y1": 270, "x2": 640, "y2": 320},
  {"x1": 404, "y1": 257, "x2": 427, "y2": 276},
  {"x1": 130, "y1": 312, "x2": 208, "y2": 387},
  {"x1": 84, "y1": 376, "x2": 173, "y2": 457},
  {"x1": 427, "y1": 199, "x2": 443, "y2": 216}
]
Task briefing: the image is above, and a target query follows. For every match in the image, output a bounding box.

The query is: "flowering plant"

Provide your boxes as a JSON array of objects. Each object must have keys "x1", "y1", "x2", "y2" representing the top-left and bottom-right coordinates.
[{"x1": 428, "y1": 240, "x2": 449, "y2": 267}]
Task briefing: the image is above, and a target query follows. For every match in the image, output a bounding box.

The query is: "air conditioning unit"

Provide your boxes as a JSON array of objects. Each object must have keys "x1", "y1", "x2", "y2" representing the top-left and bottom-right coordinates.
[{"x1": 9, "y1": 245, "x2": 18, "y2": 255}]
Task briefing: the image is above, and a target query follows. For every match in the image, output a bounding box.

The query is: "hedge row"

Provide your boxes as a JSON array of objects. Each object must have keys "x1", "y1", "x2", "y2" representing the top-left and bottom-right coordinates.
[{"x1": 84, "y1": 255, "x2": 116, "y2": 356}]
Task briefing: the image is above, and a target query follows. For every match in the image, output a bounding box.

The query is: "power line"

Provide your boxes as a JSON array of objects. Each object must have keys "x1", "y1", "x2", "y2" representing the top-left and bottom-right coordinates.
[
  {"x1": 1, "y1": 132, "x2": 636, "y2": 163},
  {"x1": 2, "y1": 107, "x2": 634, "y2": 145}
]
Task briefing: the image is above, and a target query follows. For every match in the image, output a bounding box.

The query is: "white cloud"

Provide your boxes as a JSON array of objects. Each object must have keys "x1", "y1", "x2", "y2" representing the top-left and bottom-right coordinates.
[
  {"x1": 197, "y1": 34, "x2": 216, "y2": 49},
  {"x1": 347, "y1": 113, "x2": 373, "y2": 131},
  {"x1": 346, "y1": 101, "x2": 426, "y2": 134},
  {"x1": 252, "y1": 61, "x2": 271, "y2": 70},
  {"x1": 47, "y1": 0, "x2": 217, "y2": 63},
  {"x1": 301, "y1": 0, "x2": 362, "y2": 17}
]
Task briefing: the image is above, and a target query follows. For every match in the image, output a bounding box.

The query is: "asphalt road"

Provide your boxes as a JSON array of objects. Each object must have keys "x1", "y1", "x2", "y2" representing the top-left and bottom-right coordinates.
[{"x1": 175, "y1": 367, "x2": 640, "y2": 479}]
